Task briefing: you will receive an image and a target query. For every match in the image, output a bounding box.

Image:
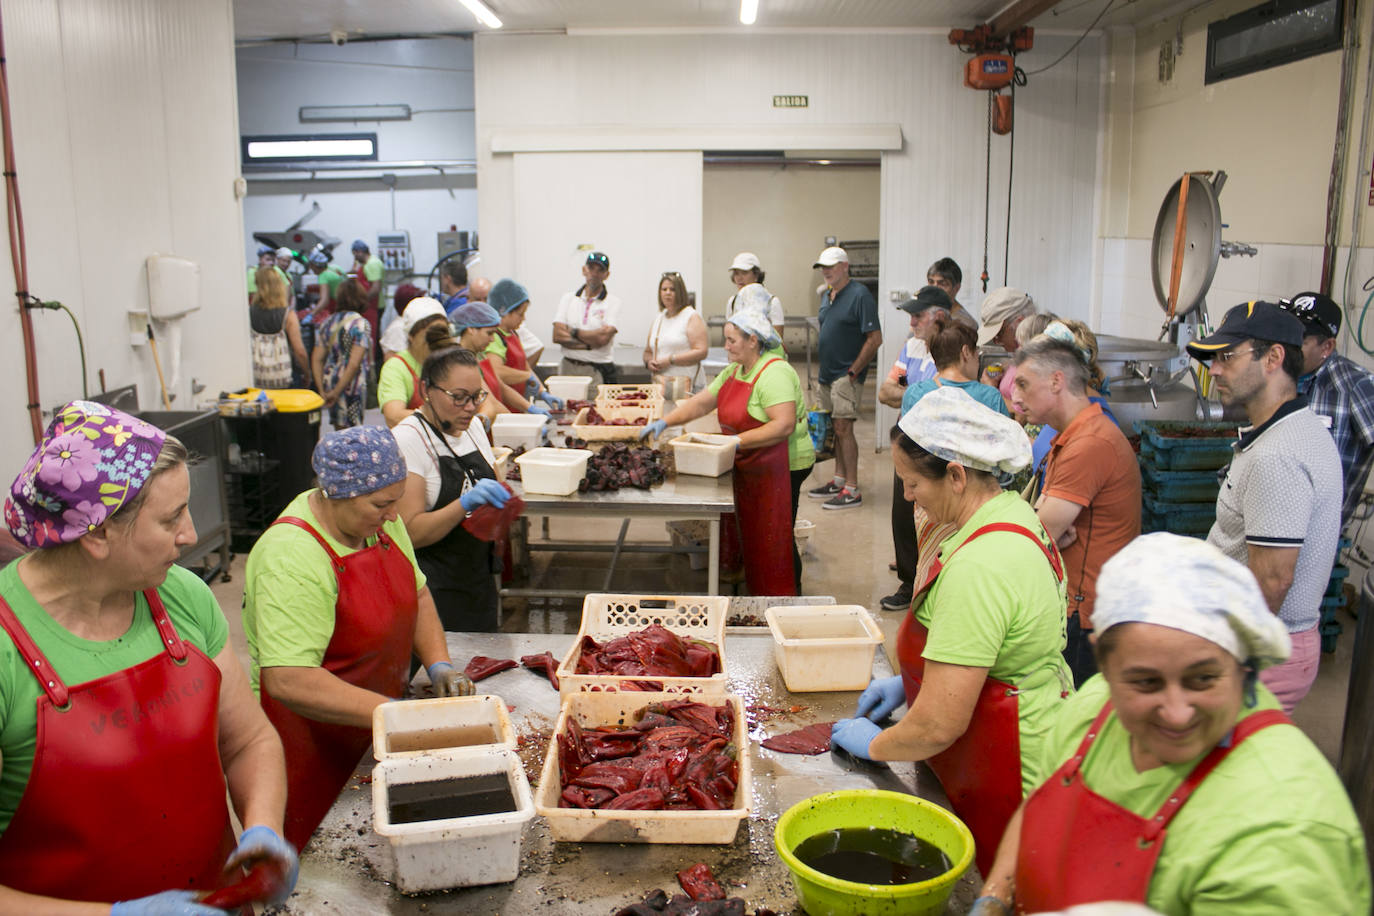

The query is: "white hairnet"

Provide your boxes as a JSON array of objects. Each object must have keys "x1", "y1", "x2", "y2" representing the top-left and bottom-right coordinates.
[{"x1": 897, "y1": 386, "x2": 1030, "y2": 476}]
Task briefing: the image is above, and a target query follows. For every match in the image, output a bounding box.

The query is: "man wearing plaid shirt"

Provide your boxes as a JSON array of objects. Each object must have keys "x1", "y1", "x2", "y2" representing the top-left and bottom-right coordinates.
[{"x1": 1283, "y1": 291, "x2": 1374, "y2": 528}]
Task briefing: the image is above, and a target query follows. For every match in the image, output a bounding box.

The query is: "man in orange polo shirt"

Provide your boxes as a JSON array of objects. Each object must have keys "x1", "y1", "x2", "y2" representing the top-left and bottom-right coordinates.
[{"x1": 1011, "y1": 322, "x2": 1141, "y2": 686}]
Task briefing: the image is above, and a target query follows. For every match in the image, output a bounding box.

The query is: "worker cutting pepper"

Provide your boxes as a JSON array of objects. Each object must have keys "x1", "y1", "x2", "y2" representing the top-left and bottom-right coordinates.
[
  {"x1": 0, "y1": 401, "x2": 297, "y2": 912},
  {"x1": 973, "y1": 533, "x2": 1370, "y2": 914},
  {"x1": 242, "y1": 425, "x2": 473, "y2": 852},
  {"x1": 830, "y1": 387, "x2": 1073, "y2": 876}
]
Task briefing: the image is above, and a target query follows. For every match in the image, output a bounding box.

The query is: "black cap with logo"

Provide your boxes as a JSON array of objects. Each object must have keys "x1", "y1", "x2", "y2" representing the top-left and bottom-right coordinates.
[
  {"x1": 1281, "y1": 291, "x2": 1341, "y2": 339},
  {"x1": 1185, "y1": 301, "x2": 1304, "y2": 361}
]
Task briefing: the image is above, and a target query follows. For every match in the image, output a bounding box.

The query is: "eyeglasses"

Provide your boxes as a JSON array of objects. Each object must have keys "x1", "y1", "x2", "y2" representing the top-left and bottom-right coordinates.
[
  {"x1": 430, "y1": 385, "x2": 488, "y2": 408},
  {"x1": 1213, "y1": 346, "x2": 1263, "y2": 364}
]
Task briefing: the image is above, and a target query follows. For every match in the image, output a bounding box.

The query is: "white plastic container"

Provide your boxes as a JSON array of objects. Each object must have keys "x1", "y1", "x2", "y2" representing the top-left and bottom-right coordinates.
[
  {"x1": 669, "y1": 433, "x2": 738, "y2": 477},
  {"x1": 490, "y1": 446, "x2": 513, "y2": 482},
  {"x1": 683, "y1": 410, "x2": 722, "y2": 434},
  {"x1": 764, "y1": 605, "x2": 885, "y2": 692},
  {"x1": 534, "y1": 691, "x2": 751, "y2": 844},
  {"x1": 514, "y1": 446, "x2": 592, "y2": 496},
  {"x1": 373, "y1": 748, "x2": 534, "y2": 893},
  {"x1": 372, "y1": 695, "x2": 515, "y2": 761},
  {"x1": 491, "y1": 413, "x2": 550, "y2": 451},
  {"x1": 571, "y1": 404, "x2": 661, "y2": 440},
  {"x1": 545, "y1": 375, "x2": 592, "y2": 401}
]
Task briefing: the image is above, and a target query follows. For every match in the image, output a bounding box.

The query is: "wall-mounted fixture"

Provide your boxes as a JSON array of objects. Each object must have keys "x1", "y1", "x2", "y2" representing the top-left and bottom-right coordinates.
[
  {"x1": 299, "y1": 104, "x2": 412, "y2": 123},
  {"x1": 457, "y1": 0, "x2": 502, "y2": 29},
  {"x1": 242, "y1": 133, "x2": 378, "y2": 163}
]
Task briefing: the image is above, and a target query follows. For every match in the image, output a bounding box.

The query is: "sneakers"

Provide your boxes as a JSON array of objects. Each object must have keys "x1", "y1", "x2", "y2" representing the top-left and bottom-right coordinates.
[
  {"x1": 880, "y1": 586, "x2": 913, "y2": 611},
  {"x1": 822, "y1": 487, "x2": 862, "y2": 510},
  {"x1": 807, "y1": 480, "x2": 844, "y2": 500}
]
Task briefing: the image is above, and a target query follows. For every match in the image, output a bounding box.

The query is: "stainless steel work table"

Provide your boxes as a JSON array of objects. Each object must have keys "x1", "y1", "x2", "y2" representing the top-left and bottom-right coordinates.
[
  {"x1": 506, "y1": 471, "x2": 736, "y2": 598},
  {"x1": 284, "y1": 631, "x2": 978, "y2": 915}
]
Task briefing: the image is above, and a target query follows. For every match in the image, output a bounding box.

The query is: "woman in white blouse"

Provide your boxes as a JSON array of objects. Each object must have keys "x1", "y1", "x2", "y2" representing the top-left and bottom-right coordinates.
[{"x1": 643, "y1": 271, "x2": 708, "y2": 390}]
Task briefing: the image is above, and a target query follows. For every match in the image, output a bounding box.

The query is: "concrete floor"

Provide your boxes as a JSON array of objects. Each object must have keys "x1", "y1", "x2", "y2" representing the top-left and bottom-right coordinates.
[{"x1": 208, "y1": 394, "x2": 1358, "y2": 767}]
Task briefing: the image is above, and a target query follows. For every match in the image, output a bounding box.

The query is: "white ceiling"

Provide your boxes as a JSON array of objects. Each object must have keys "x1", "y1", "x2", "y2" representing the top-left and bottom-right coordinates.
[{"x1": 233, "y1": 0, "x2": 1201, "y2": 42}]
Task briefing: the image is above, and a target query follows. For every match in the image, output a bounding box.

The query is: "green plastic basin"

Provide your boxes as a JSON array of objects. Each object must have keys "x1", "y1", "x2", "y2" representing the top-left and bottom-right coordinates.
[{"x1": 774, "y1": 789, "x2": 973, "y2": 916}]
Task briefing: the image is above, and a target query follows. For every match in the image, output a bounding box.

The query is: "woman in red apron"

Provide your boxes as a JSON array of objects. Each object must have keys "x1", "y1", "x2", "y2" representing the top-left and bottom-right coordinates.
[
  {"x1": 379, "y1": 296, "x2": 449, "y2": 427},
  {"x1": 645, "y1": 301, "x2": 800, "y2": 595},
  {"x1": 0, "y1": 402, "x2": 295, "y2": 911},
  {"x1": 830, "y1": 387, "x2": 1073, "y2": 877},
  {"x1": 486, "y1": 279, "x2": 565, "y2": 410},
  {"x1": 453, "y1": 300, "x2": 550, "y2": 417},
  {"x1": 973, "y1": 533, "x2": 1370, "y2": 915},
  {"x1": 243, "y1": 425, "x2": 473, "y2": 853}
]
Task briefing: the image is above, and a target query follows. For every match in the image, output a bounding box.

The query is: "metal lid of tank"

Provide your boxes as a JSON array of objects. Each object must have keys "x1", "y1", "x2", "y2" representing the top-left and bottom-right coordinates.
[{"x1": 1096, "y1": 335, "x2": 1186, "y2": 363}]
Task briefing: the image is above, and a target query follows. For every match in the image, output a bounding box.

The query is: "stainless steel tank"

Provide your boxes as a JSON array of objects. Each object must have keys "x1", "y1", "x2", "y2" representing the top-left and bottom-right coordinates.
[{"x1": 1095, "y1": 334, "x2": 1207, "y2": 427}]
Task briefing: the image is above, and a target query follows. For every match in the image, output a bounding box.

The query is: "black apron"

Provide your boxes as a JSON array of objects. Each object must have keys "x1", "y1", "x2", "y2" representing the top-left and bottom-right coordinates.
[{"x1": 411, "y1": 412, "x2": 501, "y2": 632}]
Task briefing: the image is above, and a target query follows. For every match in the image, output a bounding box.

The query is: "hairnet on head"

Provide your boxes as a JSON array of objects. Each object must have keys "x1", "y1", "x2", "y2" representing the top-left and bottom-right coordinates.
[
  {"x1": 1094, "y1": 532, "x2": 1292, "y2": 670},
  {"x1": 489, "y1": 278, "x2": 530, "y2": 315},
  {"x1": 400, "y1": 297, "x2": 448, "y2": 335},
  {"x1": 351, "y1": 238, "x2": 369, "y2": 252},
  {"x1": 727, "y1": 285, "x2": 780, "y2": 349},
  {"x1": 897, "y1": 386, "x2": 1030, "y2": 476},
  {"x1": 312, "y1": 426, "x2": 406, "y2": 500},
  {"x1": 308, "y1": 252, "x2": 329, "y2": 268},
  {"x1": 450, "y1": 300, "x2": 501, "y2": 332}
]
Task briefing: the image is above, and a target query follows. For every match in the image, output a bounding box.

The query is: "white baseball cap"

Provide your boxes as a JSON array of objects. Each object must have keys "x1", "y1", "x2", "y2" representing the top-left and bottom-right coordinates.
[
  {"x1": 401, "y1": 296, "x2": 448, "y2": 335},
  {"x1": 813, "y1": 246, "x2": 849, "y2": 268},
  {"x1": 275, "y1": 247, "x2": 292, "y2": 258},
  {"x1": 729, "y1": 252, "x2": 762, "y2": 272}
]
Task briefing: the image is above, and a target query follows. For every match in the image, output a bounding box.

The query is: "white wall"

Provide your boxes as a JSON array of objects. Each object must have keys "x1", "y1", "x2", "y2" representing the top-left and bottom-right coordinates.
[
  {"x1": 0, "y1": 0, "x2": 246, "y2": 474},
  {"x1": 474, "y1": 29, "x2": 1105, "y2": 427},
  {"x1": 236, "y1": 38, "x2": 478, "y2": 282}
]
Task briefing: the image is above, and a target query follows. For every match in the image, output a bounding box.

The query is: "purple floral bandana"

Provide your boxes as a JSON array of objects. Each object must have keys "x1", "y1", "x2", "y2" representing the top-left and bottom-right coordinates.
[
  {"x1": 5, "y1": 401, "x2": 167, "y2": 548},
  {"x1": 312, "y1": 425, "x2": 406, "y2": 499}
]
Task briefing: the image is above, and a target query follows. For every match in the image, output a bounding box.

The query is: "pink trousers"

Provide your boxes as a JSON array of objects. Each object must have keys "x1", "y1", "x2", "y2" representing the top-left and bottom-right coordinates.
[{"x1": 1259, "y1": 624, "x2": 1320, "y2": 714}]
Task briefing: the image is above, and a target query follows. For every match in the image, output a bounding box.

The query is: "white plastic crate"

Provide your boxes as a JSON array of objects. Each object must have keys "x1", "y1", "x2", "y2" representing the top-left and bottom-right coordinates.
[
  {"x1": 372, "y1": 748, "x2": 535, "y2": 893},
  {"x1": 372, "y1": 695, "x2": 515, "y2": 761},
  {"x1": 534, "y1": 691, "x2": 751, "y2": 844},
  {"x1": 545, "y1": 375, "x2": 592, "y2": 401},
  {"x1": 557, "y1": 593, "x2": 730, "y2": 695},
  {"x1": 571, "y1": 405, "x2": 660, "y2": 441},
  {"x1": 490, "y1": 446, "x2": 512, "y2": 482},
  {"x1": 764, "y1": 605, "x2": 885, "y2": 692},
  {"x1": 513, "y1": 446, "x2": 591, "y2": 496},
  {"x1": 595, "y1": 383, "x2": 664, "y2": 410},
  {"x1": 668, "y1": 432, "x2": 738, "y2": 477},
  {"x1": 491, "y1": 413, "x2": 550, "y2": 451}
]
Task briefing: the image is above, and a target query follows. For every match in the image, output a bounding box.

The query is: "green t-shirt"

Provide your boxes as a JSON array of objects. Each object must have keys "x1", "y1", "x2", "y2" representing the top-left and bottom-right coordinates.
[
  {"x1": 318, "y1": 267, "x2": 344, "y2": 297},
  {"x1": 708, "y1": 353, "x2": 815, "y2": 472},
  {"x1": 916, "y1": 491, "x2": 1072, "y2": 793},
  {"x1": 246, "y1": 265, "x2": 291, "y2": 295},
  {"x1": 378, "y1": 350, "x2": 421, "y2": 408},
  {"x1": 242, "y1": 490, "x2": 425, "y2": 693},
  {"x1": 0, "y1": 562, "x2": 228, "y2": 833},
  {"x1": 362, "y1": 256, "x2": 385, "y2": 283},
  {"x1": 1034, "y1": 677, "x2": 1371, "y2": 914},
  {"x1": 486, "y1": 329, "x2": 511, "y2": 363}
]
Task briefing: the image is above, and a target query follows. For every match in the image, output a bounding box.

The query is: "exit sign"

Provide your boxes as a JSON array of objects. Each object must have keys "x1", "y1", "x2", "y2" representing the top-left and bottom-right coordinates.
[{"x1": 773, "y1": 95, "x2": 808, "y2": 108}]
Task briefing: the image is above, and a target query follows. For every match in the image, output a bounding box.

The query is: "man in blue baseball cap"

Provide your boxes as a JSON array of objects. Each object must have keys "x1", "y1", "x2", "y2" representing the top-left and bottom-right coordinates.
[
  {"x1": 1186, "y1": 300, "x2": 1341, "y2": 713},
  {"x1": 552, "y1": 251, "x2": 622, "y2": 385}
]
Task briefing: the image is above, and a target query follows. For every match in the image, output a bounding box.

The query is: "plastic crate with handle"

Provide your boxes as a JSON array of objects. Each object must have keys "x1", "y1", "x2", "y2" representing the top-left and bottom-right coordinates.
[{"x1": 1134, "y1": 420, "x2": 1236, "y2": 471}]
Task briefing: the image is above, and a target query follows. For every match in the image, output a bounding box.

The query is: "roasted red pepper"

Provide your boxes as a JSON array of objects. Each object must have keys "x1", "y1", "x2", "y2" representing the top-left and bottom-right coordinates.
[
  {"x1": 760, "y1": 721, "x2": 837, "y2": 756},
  {"x1": 519, "y1": 651, "x2": 561, "y2": 690},
  {"x1": 199, "y1": 860, "x2": 287, "y2": 909},
  {"x1": 463, "y1": 655, "x2": 518, "y2": 681},
  {"x1": 677, "y1": 863, "x2": 726, "y2": 901},
  {"x1": 460, "y1": 485, "x2": 525, "y2": 542}
]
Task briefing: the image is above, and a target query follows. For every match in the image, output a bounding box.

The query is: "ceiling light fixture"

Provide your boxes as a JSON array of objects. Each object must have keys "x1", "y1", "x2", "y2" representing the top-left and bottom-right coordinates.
[
  {"x1": 739, "y1": 0, "x2": 758, "y2": 25},
  {"x1": 458, "y1": 0, "x2": 502, "y2": 29}
]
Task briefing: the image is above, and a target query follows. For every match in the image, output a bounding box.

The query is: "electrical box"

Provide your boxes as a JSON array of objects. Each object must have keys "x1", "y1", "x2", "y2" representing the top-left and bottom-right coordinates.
[
  {"x1": 145, "y1": 254, "x2": 201, "y2": 320},
  {"x1": 377, "y1": 230, "x2": 412, "y2": 271},
  {"x1": 437, "y1": 230, "x2": 473, "y2": 262},
  {"x1": 965, "y1": 54, "x2": 1015, "y2": 90}
]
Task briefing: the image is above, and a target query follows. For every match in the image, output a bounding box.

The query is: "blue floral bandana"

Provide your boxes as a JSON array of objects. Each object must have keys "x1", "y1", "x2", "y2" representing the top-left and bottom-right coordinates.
[{"x1": 312, "y1": 425, "x2": 406, "y2": 499}]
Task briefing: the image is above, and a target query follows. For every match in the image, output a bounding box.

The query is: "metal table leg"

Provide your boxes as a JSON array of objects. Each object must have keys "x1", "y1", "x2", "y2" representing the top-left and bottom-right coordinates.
[
  {"x1": 603, "y1": 518, "x2": 632, "y2": 591},
  {"x1": 707, "y1": 517, "x2": 720, "y2": 595}
]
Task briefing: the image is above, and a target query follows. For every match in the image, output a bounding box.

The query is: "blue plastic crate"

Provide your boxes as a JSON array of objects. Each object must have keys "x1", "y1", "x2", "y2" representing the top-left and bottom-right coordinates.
[
  {"x1": 1134, "y1": 420, "x2": 1236, "y2": 471},
  {"x1": 1327, "y1": 564, "x2": 1351, "y2": 598},
  {"x1": 1142, "y1": 494, "x2": 1216, "y2": 536},
  {"x1": 1141, "y1": 465, "x2": 1221, "y2": 503}
]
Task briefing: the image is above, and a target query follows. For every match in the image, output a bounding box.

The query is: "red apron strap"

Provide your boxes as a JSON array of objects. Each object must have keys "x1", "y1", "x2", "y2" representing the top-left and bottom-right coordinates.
[
  {"x1": 1141, "y1": 708, "x2": 1292, "y2": 841},
  {"x1": 1060, "y1": 700, "x2": 1117, "y2": 781},
  {"x1": 143, "y1": 588, "x2": 189, "y2": 662},
  {"x1": 0, "y1": 595, "x2": 69, "y2": 708},
  {"x1": 949, "y1": 522, "x2": 1065, "y2": 582},
  {"x1": 273, "y1": 515, "x2": 346, "y2": 571}
]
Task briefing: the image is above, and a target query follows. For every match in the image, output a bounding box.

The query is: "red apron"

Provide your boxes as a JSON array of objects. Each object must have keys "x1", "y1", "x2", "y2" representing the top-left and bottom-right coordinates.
[
  {"x1": 717, "y1": 357, "x2": 795, "y2": 596},
  {"x1": 1015, "y1": 701, "x2": 1291, "y2": 911},
  {"x1": 499, "y1": 328, "x2": 530, "y2": 371},
  {"x1": 0, "y1": 590, "x2": 234, "y2": 901},
  {"x1": 384, "y1": 353, "x2": 424, "y2": 409},
  {"x1": 897, "y1": 522, "x2": 1065, "y2": 877},
  {"x1": 481, "y1": 358, "x2": 525, "y2": 413},
  {"x1": 260, "y1": 516, "x2": 420, "y2": 851}
]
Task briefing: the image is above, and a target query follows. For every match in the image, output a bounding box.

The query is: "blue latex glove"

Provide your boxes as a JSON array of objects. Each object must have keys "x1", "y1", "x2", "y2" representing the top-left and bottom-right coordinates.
[
  {"x1": 461, "y1": 478, "x2": 511, "y2": 512},
  {"x1": 224, "y1": 824, "x2": 299, "y2": 905},
  {"x1": 855, "y1": 675, "x2": 905, "y2": 722},
  {"x1": 527, "y1": 403, "x2": 552, "y2": 416},
  {"x1": 524, "y1": 376, "x2": 540, "y2": 397},
  {"x1": 111, "y1": 891, "x2": 229, "y2": 915},
  {"x1": 639, "y1": 419, "x2": 668, "y2": 441},
  {"x1": 427, "y1": 661, "x2": 475, "y2": 697},
  {"x1": 969, "y1": 896, "x2": 1012, "y2": 915},
  {"x1": 831, "y1": 717, "x2": 882, "y2": 760},
  {"x1": 537, "y1": 390, "x2": 564, "y2": 409}
]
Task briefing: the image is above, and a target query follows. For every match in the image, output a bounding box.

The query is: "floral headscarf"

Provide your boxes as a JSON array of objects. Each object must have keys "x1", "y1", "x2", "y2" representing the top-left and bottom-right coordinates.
[
  {"x1": 727, "y1": 284, "x2": 780, "y2": 350},
  {"x1": 312, "y1": 425, "x2": 407, "y2": 499},
  {"x1": 5, "y1": 401, "x2": 167, "y2": 548}
]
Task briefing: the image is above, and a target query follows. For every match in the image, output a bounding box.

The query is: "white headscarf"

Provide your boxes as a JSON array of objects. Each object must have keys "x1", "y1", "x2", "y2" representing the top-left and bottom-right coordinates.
[
  {"x1": 726, "y1": 284, "x2": 781, "y2": 350},
  {"x1": 1094, "y1": 533, "x2": 1292, "y2": 670},
  {"x1": 897, "y1": 386, "x2": 1030, "y2": 476}
]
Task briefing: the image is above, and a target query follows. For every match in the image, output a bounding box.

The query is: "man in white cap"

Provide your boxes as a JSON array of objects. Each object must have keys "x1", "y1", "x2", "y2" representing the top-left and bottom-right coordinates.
[
  {"x1": 726, "y1": 252, "x2": 784, "y2": 338},
  {"x1": 809, "y1": 246, "x2": 882, "y2": 510},
  {"x1": 552, "y1": 251, "x2": 622, "y2": 386}
]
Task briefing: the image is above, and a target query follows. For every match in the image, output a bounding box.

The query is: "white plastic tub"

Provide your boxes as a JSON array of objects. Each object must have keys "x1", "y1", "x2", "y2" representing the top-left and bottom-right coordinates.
[
  {"x1": 545, "y1": 375, "x2": 592, "y2": 401},
  {"x1": 669, "y1": 433, "x2": 738, "y2": 477},
  {"x1": 764, "y1": 605, "x2": 885, "y2": 692},
  {"x1": 534, "y1": 691, "x2": 751, "y2": 844},
  {"x1": 683, "y1": 410, "x2": 721, "y2": 434},
  {"x1": 514, "y1": 446, "x2": 591, "y2": 496},
  {"x1": 491, "y1": 413, "x2": 550, "y2": 451},
  {"x1": 372, "y1": 748, "x2": 535, "y2": 893},
  {"x1": 372, "y1": 695, "x2": 515, "y2": 761},
  {"x1": 491, "y1": 446, "x2": 513, "y2": 482}
]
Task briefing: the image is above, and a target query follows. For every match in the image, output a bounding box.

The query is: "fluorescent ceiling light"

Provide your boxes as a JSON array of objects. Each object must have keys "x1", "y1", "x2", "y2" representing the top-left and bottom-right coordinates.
[
  {"x1": 245, "y1": 137, "x2": 376, "y2": 160},
  {"x1": 458, "y1": 0, "x2": 502, "y2": 29},
  {"x1": 740, "y1": 0, "x2": 758, "y2": 25},
  {"x1": 300, "y1": 104, "x2": 412, "y2": 123}
]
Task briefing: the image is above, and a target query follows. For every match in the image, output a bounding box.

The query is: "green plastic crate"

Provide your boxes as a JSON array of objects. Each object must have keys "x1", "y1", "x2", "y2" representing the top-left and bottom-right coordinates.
[
  {"x1": 1141, "y1": 465, "x2": 1221, "y2": 503},
  {"x1": 1327, "y1": 564, "x2": 1351, "y2": 598},
  {"x1": 1134, "y1": 420, "x2": 1236, "y2": 471},
  {"x1": 1142, "y1": 494, "x2": 1216, "y2": 536}
]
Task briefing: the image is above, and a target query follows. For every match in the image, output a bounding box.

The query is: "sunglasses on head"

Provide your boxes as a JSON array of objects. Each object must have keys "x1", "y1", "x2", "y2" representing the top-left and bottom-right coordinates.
[{"x1": 661, "y1": 271, "x2": 681, "y2": 279}]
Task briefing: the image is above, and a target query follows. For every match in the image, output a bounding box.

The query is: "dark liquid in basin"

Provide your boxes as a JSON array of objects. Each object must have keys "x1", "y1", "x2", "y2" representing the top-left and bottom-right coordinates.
[
  {"x1": 387, "y1": 773, "x2": 516, "y2": 824},
  {"x1": 794, "y1": 826, "x2": 951, "y2": 885}
]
